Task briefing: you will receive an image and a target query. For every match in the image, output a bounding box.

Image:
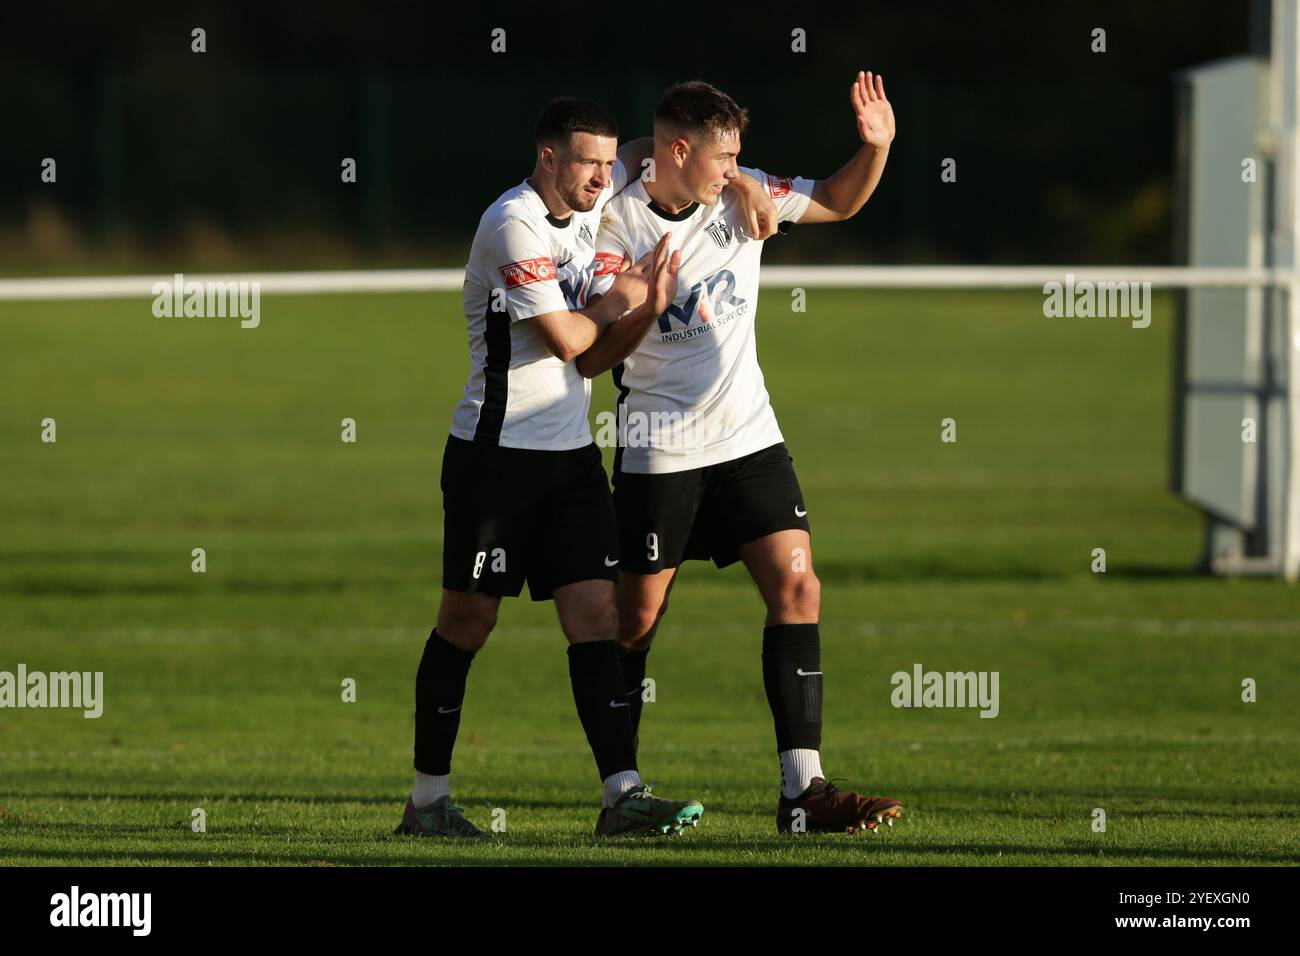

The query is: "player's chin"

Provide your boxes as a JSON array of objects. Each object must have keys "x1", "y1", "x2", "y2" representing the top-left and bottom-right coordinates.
[{"x1": 571, "y1": 189, "x2": 601, "y2": 211}]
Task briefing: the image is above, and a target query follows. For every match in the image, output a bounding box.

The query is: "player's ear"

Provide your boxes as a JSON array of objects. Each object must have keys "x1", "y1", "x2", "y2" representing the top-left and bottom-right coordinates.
[
  {"x1": 539, "y1": 144, "x2": 556, "y2": 170},
  {"x1": 671, "y1": 137, "x2": 690, "y2": 166}
]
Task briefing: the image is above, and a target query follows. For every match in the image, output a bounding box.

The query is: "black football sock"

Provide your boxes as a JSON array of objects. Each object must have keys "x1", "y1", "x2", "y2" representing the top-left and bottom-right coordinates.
[
  {"x1": 568, "y1": 640, "x2": 638, "y2": 780},
  {"x1": 761, "y1": 623, "x2": 823, "y2": 754},
  {"x1": 619, "y1": 646, "x2": 650, "y2": 749},
  {"x1": 413, "y1": 628, "x2": 475, "y2": 775}
]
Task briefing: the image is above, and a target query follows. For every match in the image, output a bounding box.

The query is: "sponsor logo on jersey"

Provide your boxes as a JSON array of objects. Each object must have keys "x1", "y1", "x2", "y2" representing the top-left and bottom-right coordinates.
[
  {"x1": 498, "y1": 257, "x2": 556, "y2": 288},
  {"x1": 558, "y1": 259, "x2": 599, "y2": 309},
  {"x1": 593, "y1": 252, "x2": 624, "y2": 277},
  {"x1": 704, "y1": 217, "x2": 733, "y2": 249},
  {"x1": 765, "y1": 174, "x2": 793, "y2": 198},
  {"x1": 658, "y1": 269, "x2": 746, "y2": 336}
]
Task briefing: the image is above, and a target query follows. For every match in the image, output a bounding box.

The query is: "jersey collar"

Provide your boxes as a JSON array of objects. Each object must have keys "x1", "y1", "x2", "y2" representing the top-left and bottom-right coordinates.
[
  {"x1": 523, "y1": 178, "x2": 574, "y2": 229},
  {"x1": 645, "y1": 196, "x2": 699, "y2": 222}
]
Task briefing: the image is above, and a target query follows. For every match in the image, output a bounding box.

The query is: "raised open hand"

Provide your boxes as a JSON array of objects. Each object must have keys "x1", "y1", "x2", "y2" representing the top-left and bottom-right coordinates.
[{"x1": 852, "y1": 70, "x2": 894, "y2": 149}]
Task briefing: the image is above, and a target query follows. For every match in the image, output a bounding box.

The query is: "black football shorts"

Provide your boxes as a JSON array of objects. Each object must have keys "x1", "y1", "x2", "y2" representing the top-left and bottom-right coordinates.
[
  {"x1": 440, "y1": 435, "x2": 619, "y2": 600},
  {"x1": 612, "y1": 442, "x2": 811, "y2": 575}
]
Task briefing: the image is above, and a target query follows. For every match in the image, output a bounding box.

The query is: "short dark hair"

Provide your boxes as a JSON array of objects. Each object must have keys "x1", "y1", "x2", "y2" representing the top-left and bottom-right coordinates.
[
  {"x1": 655, "y1": 81, "x2": 749, "y2": 141},
  {"x1": 534, "y1": 97, "x2": 619, "y2": 148}
]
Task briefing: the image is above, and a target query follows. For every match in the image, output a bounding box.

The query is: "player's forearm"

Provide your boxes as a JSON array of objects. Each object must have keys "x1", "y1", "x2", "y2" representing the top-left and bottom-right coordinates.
[
  {"x1": 580, "y1": 285, "x2": 633, "y2": 329},
  {"x1": 575, "y1": 304, "x2": 659, "y2": 379},
  {"x1": 559, "y1": 293, "x2": 631, "y2": 359},
  {"x1": 535, "y1": 289, "x2": 632, "y2": 363},
  {"x1": 729, "y1": 170, "x2": 765, "y2": 198},
  {"x1": 817, "y1": 141, "x2": 889, "y2": 220}
]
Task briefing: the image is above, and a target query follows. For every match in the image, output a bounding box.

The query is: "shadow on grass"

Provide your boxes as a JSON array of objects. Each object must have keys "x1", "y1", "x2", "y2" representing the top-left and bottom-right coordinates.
[
  {"x1": 0, "y1": 790, "x2": 594, "y2": 811},
  {"x1": 8, "y1": 786, "x2": 1300, "y2": 816},
  {"x1": 6, "y1": 838, "x2": 1297, "y2": 867}
]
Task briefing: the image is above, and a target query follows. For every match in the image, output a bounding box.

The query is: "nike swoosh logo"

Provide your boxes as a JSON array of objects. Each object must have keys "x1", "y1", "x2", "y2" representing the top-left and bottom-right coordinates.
[
  {"x1": 436, "y1": 705, "x2": 462, "y2": 714},
  {"x1": 609, "y1": 700, "x2": 630, "y2": 708},
  {"x1": 604, "y1": 556, "x2": 619, "y2": 566},
  {"x1": 794, "y1": 506, "x2": 808, "y2": 517},
  {"x1": 795, "y1": 668, "x2": 822, "y2": 677}
]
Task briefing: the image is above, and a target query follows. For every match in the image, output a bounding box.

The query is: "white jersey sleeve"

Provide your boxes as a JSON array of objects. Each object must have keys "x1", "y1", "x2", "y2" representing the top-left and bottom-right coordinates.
[
  {"x1": 589, "y1": 208, "x2": 632, "y2": 299},
  {"x1": 488, "y1": 218, "x2": 569, "y2": 322},
  {"x1": 740, "y1": 166, "x2": 815, "y2": 224},
  {"x1": 610, "y1": 157, "x2": 629, "y2": 197}
]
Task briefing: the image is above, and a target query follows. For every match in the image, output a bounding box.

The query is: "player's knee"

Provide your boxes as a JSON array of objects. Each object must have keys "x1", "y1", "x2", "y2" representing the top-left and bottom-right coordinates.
[
  {"x1": 770, "y1": 571, "x2": 820, "y2": 620},
  {"x1": 617, "y1": 600, "x2": 664, "y2": 648},
  {"x1": 438, "y1": 605, "x2": 497, "y2": 651},
  {"x1": 594, "y1": 602, "x2": 620, "y2": 642},
  {"x1": 563, "y1": 601, "x2": 618, "y2": 644},
  {"x1": 617, "y1": 626, "x2": 656, "y2": 654}
]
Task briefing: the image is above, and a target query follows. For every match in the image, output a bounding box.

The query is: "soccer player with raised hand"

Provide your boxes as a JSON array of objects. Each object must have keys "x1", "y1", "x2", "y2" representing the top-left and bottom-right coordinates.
[{"x1": 581, "y1": 72, "x2": 904, "y2": 835}]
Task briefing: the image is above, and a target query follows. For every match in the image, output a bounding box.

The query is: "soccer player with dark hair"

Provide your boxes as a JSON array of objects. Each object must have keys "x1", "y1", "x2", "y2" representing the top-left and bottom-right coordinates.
[
  {"x1": 580, "y1": 74, "x2": 903, "y2": 834},
  {"x1": 395, "y1": 96, "x2": 776, "y2": 838}
]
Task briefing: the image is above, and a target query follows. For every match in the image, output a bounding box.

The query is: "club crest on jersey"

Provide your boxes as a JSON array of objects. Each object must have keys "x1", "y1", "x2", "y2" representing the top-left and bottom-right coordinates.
[
  {"x1": 579, "y1": 222, "x2": 594, "y2": 247},
  {"x1": 498, "y1": 257, "x2": 556, "y2": 288},
  {"x1": 704, "y1": 217, "x2": 733, "y2": 249}
]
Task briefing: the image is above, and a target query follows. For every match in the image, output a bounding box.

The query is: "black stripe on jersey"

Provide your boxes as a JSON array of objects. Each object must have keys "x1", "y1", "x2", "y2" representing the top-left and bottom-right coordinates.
[
  {"x1": 611, "y1": 361, "x2": 631, "y2": 474},
  {"x1": 475, "y1": 307, "x2": 511, "y2": 444}
]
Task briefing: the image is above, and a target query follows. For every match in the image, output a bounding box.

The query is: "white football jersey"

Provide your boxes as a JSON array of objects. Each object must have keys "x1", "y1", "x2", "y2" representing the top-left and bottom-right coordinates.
[
  {"x1": 451, "y1": 161, "x2": 627, "y2": 450},
  {"x1": 591, "y1": 167, "x2": 813, "y2": 473}
]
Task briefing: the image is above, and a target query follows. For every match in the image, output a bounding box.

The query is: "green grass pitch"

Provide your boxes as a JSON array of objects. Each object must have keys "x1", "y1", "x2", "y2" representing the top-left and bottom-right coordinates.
[{"x1": 1, "y1": 288, "x2": 1297, "y2": 866}]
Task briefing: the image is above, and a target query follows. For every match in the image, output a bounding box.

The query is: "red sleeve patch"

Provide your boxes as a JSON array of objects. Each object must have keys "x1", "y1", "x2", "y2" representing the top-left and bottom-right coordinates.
[
  {"x1": 593, "y1": 252, "x2": 624, "y2": 277},
  {"x1": 765, "y1": 174, "x2": 793, "y2": 198},
  {"x1": 498, "y1": 257, "x2": 557, "y2": 288}
]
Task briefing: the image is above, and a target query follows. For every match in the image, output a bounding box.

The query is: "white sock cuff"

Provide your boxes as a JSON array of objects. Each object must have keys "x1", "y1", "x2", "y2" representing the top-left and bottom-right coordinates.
[
  {"x1": 412, "y1": 771, "x2": 451, "y2": 808},
  {"x1": 602, "y1": 770, "x2": 642, "y2": 808},
  {"x1": 779, "y1": 749, "x2": 823, "y2": 799}
]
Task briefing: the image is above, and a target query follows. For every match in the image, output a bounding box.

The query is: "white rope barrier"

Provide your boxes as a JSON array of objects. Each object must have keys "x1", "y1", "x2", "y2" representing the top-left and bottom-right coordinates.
[{"x1": 0, "y1": 266, "x2": 1295, "y2": 301}]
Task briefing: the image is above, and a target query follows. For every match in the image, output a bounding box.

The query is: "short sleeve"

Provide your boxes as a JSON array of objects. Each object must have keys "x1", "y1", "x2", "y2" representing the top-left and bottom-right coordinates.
[
  {"x1": 589, "y1": 209, "x2": 631, "y2": 299},
  {"x1": 488, "y1": 218, "x2": 568, "y2": 322},
  {"x1": 740, "y1": 166, "x2": 815, "y2": 224},
  {"x1": 610, "y1": 158, "x2": 629, "y2": 196}
]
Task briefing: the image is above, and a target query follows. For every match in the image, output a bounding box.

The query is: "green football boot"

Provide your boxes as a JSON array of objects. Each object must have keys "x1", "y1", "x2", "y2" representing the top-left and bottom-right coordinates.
[
  {"x1": 393, "y1": 796, "x2": 489, "y2": 838},
  {"x1": 595, "y1": 783, "x2": 703, "y2": 837}
]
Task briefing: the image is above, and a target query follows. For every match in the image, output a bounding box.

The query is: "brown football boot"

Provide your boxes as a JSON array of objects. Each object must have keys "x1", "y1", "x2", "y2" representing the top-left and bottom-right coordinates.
[{"x1": 777, "y1": 777, "x2": 903, "y2": 835}]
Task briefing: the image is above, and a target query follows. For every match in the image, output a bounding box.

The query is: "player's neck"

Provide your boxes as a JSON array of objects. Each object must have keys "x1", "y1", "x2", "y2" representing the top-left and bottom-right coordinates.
[
  {"x1": 642, "y1": 174, "x2": 695, "y2": 215},
  {"x1": 525, "y1": 173, "x2": 573, "y2": 221}
]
